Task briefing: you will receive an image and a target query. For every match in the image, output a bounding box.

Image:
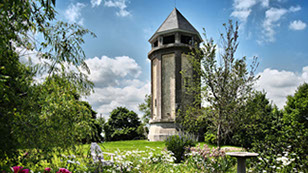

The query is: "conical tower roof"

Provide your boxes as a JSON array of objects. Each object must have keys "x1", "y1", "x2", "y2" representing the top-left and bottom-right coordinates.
[{"x1": 149, "y1": 8, "x2": 201, "y2": 42}]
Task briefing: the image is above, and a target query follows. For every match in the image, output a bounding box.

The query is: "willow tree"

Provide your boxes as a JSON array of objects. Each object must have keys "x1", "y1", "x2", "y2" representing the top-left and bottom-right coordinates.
[
  {"x1": 182, "y1": 20, "x2": 259, "y2": 148},
  {"x1": 0, "y1": 0, "x2": 96, "y2": 166}
]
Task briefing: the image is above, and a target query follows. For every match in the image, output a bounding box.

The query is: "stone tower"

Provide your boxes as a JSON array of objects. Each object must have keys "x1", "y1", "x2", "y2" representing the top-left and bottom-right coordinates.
[{"x1": 147, "y1": 8, "x2": 201, "y2": 141}]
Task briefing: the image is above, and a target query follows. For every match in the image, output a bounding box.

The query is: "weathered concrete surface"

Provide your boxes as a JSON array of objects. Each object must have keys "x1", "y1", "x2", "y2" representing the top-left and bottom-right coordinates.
[
  {"x1": 162, "y1": 53, "x2": 176, "y2": 120},
  {"x1": 148, "y1": 122, "x2": 177, "y2": 141}
]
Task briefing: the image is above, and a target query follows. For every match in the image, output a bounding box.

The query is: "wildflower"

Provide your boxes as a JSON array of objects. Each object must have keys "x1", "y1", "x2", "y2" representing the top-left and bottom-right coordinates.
[
  {"x1": 56, "y1": 168, "x2": 71, "y2": 173},
  {"x1": 11, "y1": 166, "x2": 29, "y2": 173},
  {"x1": 44, "y1": 168, "x2": 51, "y2": 173},
  {"x1": 67, "y1": 160, "x2": 75, "y2": 164}
]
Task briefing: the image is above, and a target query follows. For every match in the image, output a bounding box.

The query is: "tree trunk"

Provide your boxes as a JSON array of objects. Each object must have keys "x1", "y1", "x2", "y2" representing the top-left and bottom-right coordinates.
[{"x1": 217, "y1": 123, "x2": 221, "y2": 149}]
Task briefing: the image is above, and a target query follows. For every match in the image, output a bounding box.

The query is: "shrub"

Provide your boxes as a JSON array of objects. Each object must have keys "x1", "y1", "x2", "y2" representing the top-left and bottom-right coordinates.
[
  {"x1": 185, "y1": 144, "x2": 236, "y2": 172},
  {"x1": 165, "y1": 134, "x2": 196, "y2": 163},
  {"x1": 204, "y1": 132, "x2": 216, "y2": 144}
]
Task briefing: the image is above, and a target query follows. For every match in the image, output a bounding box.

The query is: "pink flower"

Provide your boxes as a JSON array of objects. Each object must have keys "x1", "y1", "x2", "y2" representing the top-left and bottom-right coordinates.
[
  {"x1": 44, "y1": 167, "x2": 51, "y2": 173},
  {"x1": 56, "y1": 168, "x2": 71, "y2": 173},
  {"x1": 11, "y1": 166, "x2": 29, "y2": 173}
]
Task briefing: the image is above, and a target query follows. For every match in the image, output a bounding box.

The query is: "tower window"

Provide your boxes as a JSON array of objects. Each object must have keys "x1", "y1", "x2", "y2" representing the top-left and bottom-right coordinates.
[
  {"x1": 163, "y1": 35, "x2": 175, "y2": 44},
  {"x1": 181, "y1": 35, "x2": 192, "y2": 44},
  {"x1": 153, "y1": 40, "x2": 158, "y2": 47}
]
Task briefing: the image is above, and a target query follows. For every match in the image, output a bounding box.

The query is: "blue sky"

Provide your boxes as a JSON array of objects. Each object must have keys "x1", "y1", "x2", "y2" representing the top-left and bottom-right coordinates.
[{"x1": 53, "y1": 0, "x2": 308, "y2": 117}]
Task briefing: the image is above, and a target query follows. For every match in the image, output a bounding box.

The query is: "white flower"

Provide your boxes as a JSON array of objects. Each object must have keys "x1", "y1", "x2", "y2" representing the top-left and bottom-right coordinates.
[
  {"x1": 153, "y1": 157, "x2": 158, "y2": 162},
  {"x1": 67, "y1": 160, "x2": 75, "y2": 164}
]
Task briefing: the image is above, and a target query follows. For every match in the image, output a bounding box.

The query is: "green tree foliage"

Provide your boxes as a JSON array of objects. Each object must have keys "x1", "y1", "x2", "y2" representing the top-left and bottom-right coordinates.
[
  {"x1": 0, "y1": 55, "x2": 36, "y2": 159},
  {"x1": 232, "y1": 91, "x2": 276, "y2": 149},
  {"x1": 138, "y1": 94, "x2": 151, "y2": 124},
  {"x1": 284, "y1": 83, "x2": 308, "y2": 128},
  {"x1": 20, "y1": 75, "x2": 95, "y2": 149},
  {"x1": 0, "y1": 0, "x2": 96, "y2": 167},
  {"x1": 281, "y1": 83, "x2": 308, "y2": 169},
  {"x1": 104, "y1": 107, "x2": 144, "y2": 141},
  {"x1": 94, "y1": 116, "x2": 106, "y2": 142},
  {"x1": 248, "y1": 84, "x2": 308, "y2": 172},
  {"x1": 80, "y1": 101, "x2": 104, "y2": 143},
  {"x1": 181, "y1": 20, "x2": 259, "y2": 148}
]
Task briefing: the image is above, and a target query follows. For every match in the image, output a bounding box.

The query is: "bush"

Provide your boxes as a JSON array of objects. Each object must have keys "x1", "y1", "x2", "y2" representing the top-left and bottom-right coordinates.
[
  {"x1": 185, "y1": 144, "x2": 236, "y2": 172},
  {"x1": 204, "y1": 132, "x2": 216, "y2": 144},
  {"x1": 165, "y1": 134, "x2": 196, "y2": 163}
]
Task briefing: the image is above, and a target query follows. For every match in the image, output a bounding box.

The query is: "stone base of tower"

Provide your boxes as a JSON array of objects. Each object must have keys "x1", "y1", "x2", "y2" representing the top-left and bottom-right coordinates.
[{"x1": 148, "y1": 121, "x2": 177, "y2": 141}]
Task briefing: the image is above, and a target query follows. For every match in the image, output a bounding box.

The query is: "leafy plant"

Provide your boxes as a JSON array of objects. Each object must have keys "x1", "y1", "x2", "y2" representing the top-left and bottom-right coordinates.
[
  {"x1": 185, "y1": 144, "x2": 236, "y2": 172},
  {"x1": 204, "y1": 132, "x2": 216, "y2": 144},
  {"x1": 165, "y1": 133, "x2": 196, "y2": 163}
]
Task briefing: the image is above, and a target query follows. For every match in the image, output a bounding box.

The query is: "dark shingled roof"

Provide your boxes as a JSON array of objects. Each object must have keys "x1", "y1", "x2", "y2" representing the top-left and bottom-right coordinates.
[
  {"x1": 150, "y1": 8, "x2": 201, "y2": 41},
  {"x1": 157, "y1": 8, "x2": 198, "y2": 33}
]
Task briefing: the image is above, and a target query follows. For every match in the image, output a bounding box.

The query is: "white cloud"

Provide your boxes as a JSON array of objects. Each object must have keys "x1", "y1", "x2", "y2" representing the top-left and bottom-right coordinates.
[
  {"x1": 85, "y1": 82, "x2": 150, "y2": 119},
  {"x1": 231, "y1": 0, "x2": 303, "y2": 43},
  {"x1": 65, "y1": 2, "x2": 86, "y2": 25},
  {"x1": 255, "y1": 67, "x2": 308, "y2": 109},
  {"x1": 289, "y1": 20, "x2": 307, "y2": 30},
  {"x1": 231, "y1": 0, "x2": 257, "y2": 23},
  {"x1": 84, "y1": 56, "x2": 149, "y2": 118},
  {"x1": 91, "y1": 0, "x2": 102, "y2": 7},
  {"x1": 261, "y1": 7, "x2": 288, "y2": 42},
  {"x1": 19, "y1": 51, "x2": 149, "y2": 118},
  {"x1": 260, "y1": 5, "x2": 302, "y2": 43},
  {"x1": 260, "y1": 0, "x2": 269, "y2": 8},
  {"x1": 231, "y1": 0, "x2": 272, "y2": 23},
  {"x1": 85, "y1": 56, "x2": 141, "y2": 87},
  {"x1": 233, "y1": 0, "x2": 258, "y2": 10},
  {"x1": 289, "y1": 6, "x2": 301, "y2": 12},
  {"x1": 104, "y1": 0, "x2": 131, "y2": 17},
  {"x1": 231, "y1": 9, "x2": 252, "y2": 23}
]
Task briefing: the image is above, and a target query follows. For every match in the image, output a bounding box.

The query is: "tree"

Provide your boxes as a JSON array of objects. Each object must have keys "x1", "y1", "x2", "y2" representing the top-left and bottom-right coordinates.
[
  {"x1": 282, "y1": 83, "x2": 308, "y2": 169},
  {"x1": 284, "y1": 83, "x2": 308, "y2": 128},
  {"x1": 182, "y1": 20, "x2": 259, "y2": 148},
  {"x1": 248, "y1": 84, "x2": 308, "y2": 172},
  {"x1": 232, "y1": 91, "x2": 275, "y2": 149},
  {"x1": 104, "y1": 107, "x2": 144, "y2": 141},
  {"x1": 138, "y1": 94, "x2": 151, "y2": 124},
  {"x1": 0, "y1": 0, "x2": 96, "y2": 166}
]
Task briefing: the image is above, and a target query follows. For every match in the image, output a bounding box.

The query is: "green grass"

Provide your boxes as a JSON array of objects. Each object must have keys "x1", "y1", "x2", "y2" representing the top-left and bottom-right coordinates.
[
  {"x1": 93, "y1": 140, "x2": 242, "y2": 154},
  {"x1": 99, "y1": 140, "x2": 164, "y2": 153}
]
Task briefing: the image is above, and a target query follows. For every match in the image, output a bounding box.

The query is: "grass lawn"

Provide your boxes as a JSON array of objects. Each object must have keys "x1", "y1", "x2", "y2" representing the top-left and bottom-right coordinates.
[{"x1": 95, "y1": 140, "x2": 242, "y2": 154}]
